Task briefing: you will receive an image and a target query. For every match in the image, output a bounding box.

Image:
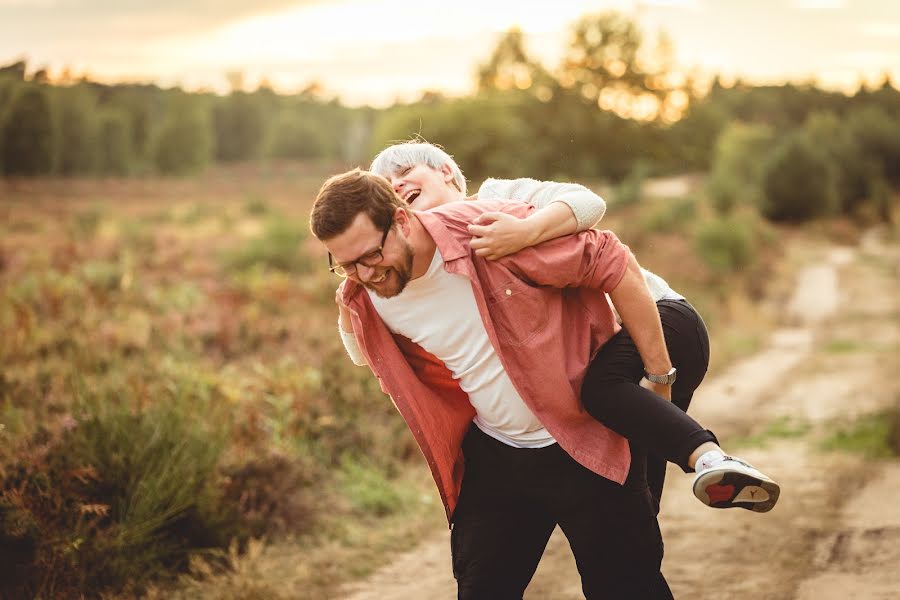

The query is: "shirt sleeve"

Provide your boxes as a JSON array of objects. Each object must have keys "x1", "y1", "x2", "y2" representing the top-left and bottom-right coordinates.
[
  {"x1": 478, "y1": 178, "x2": 607, "y2": 231},
  {"x1": 338, "y1": 319, "x2": 368, "y2": 366},
  {"x1": 497, "y1": 227, "x2": 630, "y2": 293}
]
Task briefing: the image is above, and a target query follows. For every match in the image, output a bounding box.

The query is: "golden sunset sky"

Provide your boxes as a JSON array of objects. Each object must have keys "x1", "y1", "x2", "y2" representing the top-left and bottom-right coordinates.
[{"x1": 1, "y1": 0, "x2": 898, "y2": 105}]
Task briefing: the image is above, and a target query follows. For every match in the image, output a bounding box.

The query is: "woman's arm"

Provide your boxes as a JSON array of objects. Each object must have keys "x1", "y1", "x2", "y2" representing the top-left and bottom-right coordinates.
[{"x1": 469, "y1": 178, "x2": 606, "y2": 259}]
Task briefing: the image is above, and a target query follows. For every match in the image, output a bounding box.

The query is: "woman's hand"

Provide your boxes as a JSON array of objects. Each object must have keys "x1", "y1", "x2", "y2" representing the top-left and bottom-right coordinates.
[
  {"x1": 467, "y1": 212, "x2": 537, "y2": 260},
  {"x1": 335, "y1": 282, "x2": 354, "y2": 333}
]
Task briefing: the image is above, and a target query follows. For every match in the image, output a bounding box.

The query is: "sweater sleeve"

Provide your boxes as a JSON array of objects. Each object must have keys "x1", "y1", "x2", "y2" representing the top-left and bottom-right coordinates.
[
  {"x1": 338, "y1": 319, "x2": 368, "y2": 366},
  {"x1": 478, "y1": 178, "x2": 607, "y2": 232}
]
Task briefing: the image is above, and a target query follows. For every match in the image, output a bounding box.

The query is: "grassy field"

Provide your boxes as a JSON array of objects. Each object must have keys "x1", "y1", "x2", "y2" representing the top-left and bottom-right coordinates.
[{"x1": 0, "y1": 165, "x2": 794, "y2": 598}]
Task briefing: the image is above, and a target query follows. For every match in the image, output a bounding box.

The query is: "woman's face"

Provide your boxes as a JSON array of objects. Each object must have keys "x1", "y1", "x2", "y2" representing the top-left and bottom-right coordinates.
[{"x1": 388, "y1": 163, "x2": 458, "y2": 210}]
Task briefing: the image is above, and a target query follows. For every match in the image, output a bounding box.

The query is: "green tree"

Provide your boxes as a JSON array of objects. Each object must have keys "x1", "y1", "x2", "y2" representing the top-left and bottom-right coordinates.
[
  {"x1": 558, "y1": 12, "x2": 682, "y2": 121},
  {"x1": 803, "y1": 111, "x2": 869, "y2": 216},
  {"x1": 761, "y1": 132, "x2": 839, "y2": 222},
  {"x1": 477, "y1": 28, "x2": 554, "y2": 95},
  {"x1": 98, "y1": 109, "x2": 134, "y2": 176},
  {"x1": 54, "y1": 84, "x2": 101, "y2": 175},
  {"x1": 706, "y1": 122, "x2": 775, "y2": 214},
  {"x1": 152, "y1": 94, "x2": 213, "y2": 175},
  {"x1": 212, "y1": 91, "x2": 267, "y2": 162},
  {"x1": 1, "y1": 85, "x2": 55, "y2": 176},
  {"x1": 266, "y1": 109, "x2": 328, "y2": 160}
]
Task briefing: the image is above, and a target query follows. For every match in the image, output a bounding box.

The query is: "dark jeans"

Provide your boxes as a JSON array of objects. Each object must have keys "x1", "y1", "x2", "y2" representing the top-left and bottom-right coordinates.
[
  {"x1": 451, "y1": 425, "x2": 673, "y2": 600},
  {"x1": 582, "y1": 299, "x2": 715, "y2": 506}
]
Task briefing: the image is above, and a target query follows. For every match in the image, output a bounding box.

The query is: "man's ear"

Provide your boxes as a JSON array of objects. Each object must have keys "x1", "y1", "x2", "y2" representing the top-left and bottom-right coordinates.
[{"x1": 394, "y1": 207, "x2": 412, "y2": 236}]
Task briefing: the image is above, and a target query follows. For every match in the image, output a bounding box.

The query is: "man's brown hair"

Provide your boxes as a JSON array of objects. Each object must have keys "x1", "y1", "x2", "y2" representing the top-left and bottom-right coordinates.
[{"x1": 309, "y1": 168, "x2": 408, "y2": 240}]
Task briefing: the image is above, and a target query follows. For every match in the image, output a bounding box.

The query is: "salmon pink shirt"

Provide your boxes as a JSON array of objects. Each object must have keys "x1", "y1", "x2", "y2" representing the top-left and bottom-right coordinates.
[{"x1": 339, "y1": 199, "x2": 631, "y2": 523}]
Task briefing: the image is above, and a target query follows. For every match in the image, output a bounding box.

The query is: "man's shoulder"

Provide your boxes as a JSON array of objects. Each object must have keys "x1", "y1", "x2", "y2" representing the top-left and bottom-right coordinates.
[{"x1": 422, "y1": 199, "x2": 532, "y2": 229}]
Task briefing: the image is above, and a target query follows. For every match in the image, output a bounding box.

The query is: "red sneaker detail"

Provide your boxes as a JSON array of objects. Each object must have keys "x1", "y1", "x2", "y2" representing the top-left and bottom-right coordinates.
[{"x1": 706, "y1": 484, "x2": 735, "y2": 504}]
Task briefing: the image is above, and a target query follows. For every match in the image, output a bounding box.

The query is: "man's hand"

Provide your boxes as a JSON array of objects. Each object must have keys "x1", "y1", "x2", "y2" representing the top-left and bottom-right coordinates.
[
  {"x1": 467, "y1": 212, "x2": 535, "y2": 260},
  {"x1": 642, "y1": 379, "x2": 672, "y2": 402}
]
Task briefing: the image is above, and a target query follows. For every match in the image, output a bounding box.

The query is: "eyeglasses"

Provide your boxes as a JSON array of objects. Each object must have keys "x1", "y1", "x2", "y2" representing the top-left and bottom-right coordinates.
[{"x1": 328, "y1": 220, "x2": 392, "y2": 277}]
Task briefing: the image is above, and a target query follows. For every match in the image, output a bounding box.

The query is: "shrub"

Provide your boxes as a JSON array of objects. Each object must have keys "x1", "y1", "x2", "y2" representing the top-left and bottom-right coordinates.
[
  {"x1": 693, "y1": 217, "x2": 755, "y2": 273},
  {"x1": 706, "y1": 122, "x2": 775, "y2": 214},
  {"x1": 0, "y1": 390, "x2": 236, "y2": 598},
  {"x1": 222, "y1": 219, "x2": 313, "y2": 274},
  {"x1": 761, "y1": 132, "x2": 839, "y2": 222}
]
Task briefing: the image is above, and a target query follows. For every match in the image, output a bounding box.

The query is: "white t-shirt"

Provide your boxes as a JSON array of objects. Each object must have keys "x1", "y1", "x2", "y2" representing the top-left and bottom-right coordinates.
[{"x1": 368, "y1": 248, "x2": 555, "y2": 449}]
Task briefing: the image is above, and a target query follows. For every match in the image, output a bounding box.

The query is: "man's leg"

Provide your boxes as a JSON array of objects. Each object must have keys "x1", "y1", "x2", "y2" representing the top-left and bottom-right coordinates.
[
  {"x1": 551, "y1": 445, "x2": 673, "y2": 599},
  {"x1": 452, "y1": 426, "x2": 557, "y2": 600}
]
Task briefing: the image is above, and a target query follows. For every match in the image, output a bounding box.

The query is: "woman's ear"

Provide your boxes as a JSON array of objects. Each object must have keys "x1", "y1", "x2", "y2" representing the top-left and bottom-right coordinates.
[{"x1": 441, "y1": 163, "x2": 454, "y2": 183}]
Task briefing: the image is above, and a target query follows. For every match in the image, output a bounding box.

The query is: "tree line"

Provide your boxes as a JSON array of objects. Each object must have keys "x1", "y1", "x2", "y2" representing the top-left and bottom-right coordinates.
[{"x1": 1, "y1": 11, "x2": 898, "y2": 221}]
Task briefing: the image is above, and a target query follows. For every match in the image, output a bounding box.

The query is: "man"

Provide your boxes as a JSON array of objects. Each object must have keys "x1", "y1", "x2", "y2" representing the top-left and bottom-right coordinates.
[
  {"x1": 310, "y1": 168, "x2": 685, "y2": 597},
  {"x1": 356, "y1": 141, "x2": 780, "y2": 512}
]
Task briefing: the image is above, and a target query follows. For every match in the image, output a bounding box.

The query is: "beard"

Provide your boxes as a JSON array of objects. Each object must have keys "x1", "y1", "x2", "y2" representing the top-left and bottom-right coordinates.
[{"x1": 363, "y1": 237, "x2": 414, "y2": 298}]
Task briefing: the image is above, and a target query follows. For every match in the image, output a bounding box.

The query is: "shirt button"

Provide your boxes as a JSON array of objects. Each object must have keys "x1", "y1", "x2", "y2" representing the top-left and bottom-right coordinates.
[{"x1": 505, "y1": 289, "x2": 512, "y2": 296}]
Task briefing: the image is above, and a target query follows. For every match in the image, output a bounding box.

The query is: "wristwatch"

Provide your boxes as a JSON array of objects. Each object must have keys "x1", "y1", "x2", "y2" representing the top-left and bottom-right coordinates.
[{"x1": 645, "y1": 367, "x2": 677, "y2": 385}]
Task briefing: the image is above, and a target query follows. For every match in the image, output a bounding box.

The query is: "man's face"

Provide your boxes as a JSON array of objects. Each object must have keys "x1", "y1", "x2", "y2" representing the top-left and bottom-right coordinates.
[
  {"x1": 325, "y1": 211, "x2": 414, "y2": 298},
  {"x1": 389, "y1": 163, "x2": 457, "y2": 211}
]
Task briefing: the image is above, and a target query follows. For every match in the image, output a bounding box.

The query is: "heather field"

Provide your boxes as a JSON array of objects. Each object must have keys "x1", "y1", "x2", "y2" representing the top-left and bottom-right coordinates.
[{"x1": 0, "y1": 166, "x2": 848, "y2": 598}]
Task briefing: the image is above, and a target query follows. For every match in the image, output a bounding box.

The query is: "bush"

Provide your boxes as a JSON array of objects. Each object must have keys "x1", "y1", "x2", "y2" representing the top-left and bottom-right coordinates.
[
  {"x1": 693, "y1": 217, "x2": 755, "y2": 273},
  {"x1": 761, "y1": 132, "x2": 839, "y2": 222},
  {"x1": 0, "y1": 391, "x2": 235, "y2": 597},
  {"x1": 706, "y1": 122, "x2": 775, "y2": 214},
  {"x1": 222, "y1": 219, "x2": 314, "y2": 274}
]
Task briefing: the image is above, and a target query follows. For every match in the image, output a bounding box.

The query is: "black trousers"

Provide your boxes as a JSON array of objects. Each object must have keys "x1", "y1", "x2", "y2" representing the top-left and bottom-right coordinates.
[
  {"x1": 582, "y1": 299, "x2": 716, "y2": 505},
  {"x1": 452, "y1": 425, "x2": 673, "y2": 600}
]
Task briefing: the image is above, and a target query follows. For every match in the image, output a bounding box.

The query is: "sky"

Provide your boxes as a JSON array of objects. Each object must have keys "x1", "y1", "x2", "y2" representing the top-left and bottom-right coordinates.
[{"x1": 1, "y1": 0, "x2": 898, "y2": 106}]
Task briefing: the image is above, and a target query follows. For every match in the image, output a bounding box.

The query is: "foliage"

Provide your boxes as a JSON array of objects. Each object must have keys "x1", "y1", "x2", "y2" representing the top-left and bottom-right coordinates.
[
  {"x1": 53, "y1": 84, "x2": 102, "y2": 175},
  {"x1": 706, "y1": 121, "x2": 775, "y2": 214},
  {"x1": 153, "y1": 94, "x2": 214, "y2": 175},
  {"x1": 692, "y1": 216, "x2": 756, "y2": 273},
  {"x1": 98, "y1": 108, "x2": 135, "y2": 176},
  {"x1": 213, "y1": 92, "x2": 269, "y2": 162},
  {"x1": 761, "y1": 132, "x2": 839, "y2": 222},
  {"x1": 1, "y1": 84, "x2": 55, "y2": 176},
  {"x1": 0, "y1": 389, "x2": 234, "y2": 597}
]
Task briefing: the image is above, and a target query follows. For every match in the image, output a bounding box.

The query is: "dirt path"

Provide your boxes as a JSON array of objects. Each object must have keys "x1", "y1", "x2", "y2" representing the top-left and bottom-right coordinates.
[{"x1": 338, "y1": 231, "x2": 900, "y2": 600}]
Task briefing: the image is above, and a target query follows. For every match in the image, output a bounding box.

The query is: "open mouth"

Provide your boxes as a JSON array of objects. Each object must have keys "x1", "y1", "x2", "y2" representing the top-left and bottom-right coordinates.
[
  {"x1": 370, "y1": 270, "x2": 389, "y2": 285},
  {"x1": 402, "y1": 189, "x2": 421, "y2": 205}
]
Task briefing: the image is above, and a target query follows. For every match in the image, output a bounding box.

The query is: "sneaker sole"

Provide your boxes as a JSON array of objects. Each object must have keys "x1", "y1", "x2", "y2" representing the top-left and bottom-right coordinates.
[{"x1": 693, "y1": 469, "x2": 781, "y2": 513}]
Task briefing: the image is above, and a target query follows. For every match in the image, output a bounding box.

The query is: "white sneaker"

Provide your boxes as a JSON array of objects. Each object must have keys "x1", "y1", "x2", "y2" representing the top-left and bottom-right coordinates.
[{"x1": 692, "y1": 456, "x2": 780, "y2": 513}]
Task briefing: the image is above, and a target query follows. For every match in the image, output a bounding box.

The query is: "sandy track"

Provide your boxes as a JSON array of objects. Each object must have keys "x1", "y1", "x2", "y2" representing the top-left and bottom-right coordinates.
[{"x1": 339, "y1": 232, "x2": 899, "y2": 600}]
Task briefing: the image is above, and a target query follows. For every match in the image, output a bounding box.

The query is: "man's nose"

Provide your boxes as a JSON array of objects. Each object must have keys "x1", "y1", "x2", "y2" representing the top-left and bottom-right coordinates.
[
  {"x1": 391, "y1": 176, "x2": 404, "y2": 194},
  {"x1": 355, "y1": 263, "x2": 377, "y2": 281}
]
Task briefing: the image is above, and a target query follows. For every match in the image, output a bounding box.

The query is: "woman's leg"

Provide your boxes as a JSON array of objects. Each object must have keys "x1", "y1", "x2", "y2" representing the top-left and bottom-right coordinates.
[
  {"x1": 581, "y1": 302, "x2": 716, "y2": 482},
  {"x1": 648, "y1": 299, "x2": 710, "y2": 502},
  {"x1": 583, "y1": 298, "x2": 780, "y2": 513}
]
